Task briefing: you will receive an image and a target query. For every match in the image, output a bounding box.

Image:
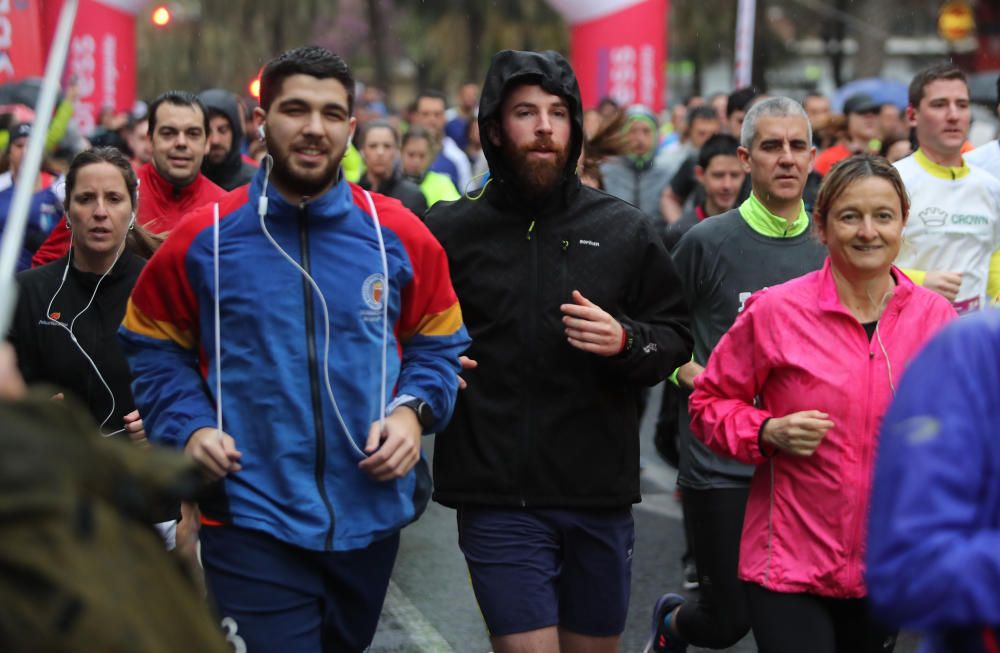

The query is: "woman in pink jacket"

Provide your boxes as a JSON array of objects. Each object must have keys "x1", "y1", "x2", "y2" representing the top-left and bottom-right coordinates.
[{"x1": 688, "y1": 155, "x2": 956, "y2": 653}]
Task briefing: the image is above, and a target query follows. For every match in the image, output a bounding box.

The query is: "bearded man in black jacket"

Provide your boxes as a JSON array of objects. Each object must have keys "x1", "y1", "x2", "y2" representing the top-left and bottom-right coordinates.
[{"x1": 425, "y1": 50, "x2": 692, "y2": 653}]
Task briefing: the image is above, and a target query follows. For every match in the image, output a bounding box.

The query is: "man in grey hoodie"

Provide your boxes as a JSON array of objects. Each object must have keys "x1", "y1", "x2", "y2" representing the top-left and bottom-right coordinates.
[{"x1": 600, "y1": 104, "x2": 673, "y2": 222}]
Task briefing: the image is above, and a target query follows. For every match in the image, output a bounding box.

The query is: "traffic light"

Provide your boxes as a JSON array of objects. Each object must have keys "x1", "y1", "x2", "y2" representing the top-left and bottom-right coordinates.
[
  {"x1": 249, "y1": 68, "x2": 263, "y2": 100},
  {"x1": 938, "y1": 1, "x2": 975, "y2": 42},
  {"x1": 151, "y1": 5, "x2": 172, "y2": 28}
]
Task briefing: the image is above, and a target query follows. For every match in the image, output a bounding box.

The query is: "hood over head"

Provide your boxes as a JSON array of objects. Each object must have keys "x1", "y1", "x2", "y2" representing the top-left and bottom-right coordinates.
[
  {"x1": 198, "y1": 88, "x2": 246, "y2": 177},
  {"x1": 478, "y1": 50, "x2": 583, "y2": 199}
]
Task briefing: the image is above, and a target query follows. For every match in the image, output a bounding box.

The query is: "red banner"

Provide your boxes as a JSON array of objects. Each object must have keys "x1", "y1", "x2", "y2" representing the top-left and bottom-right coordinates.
[
  {"x1": 550, "y1": 0, "x2": 667, "y2": 112},
  {"x1": 0, "y1": 0, "x2": 45, "y2": 83},
  {"x1": 41, "y1": 0, "x2": 138, "y2": 135}
]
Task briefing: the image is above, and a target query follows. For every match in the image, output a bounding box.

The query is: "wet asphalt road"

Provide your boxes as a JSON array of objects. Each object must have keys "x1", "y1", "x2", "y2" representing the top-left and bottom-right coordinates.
[{"x1": 371, "y1": 383, "x2": 919, "y2": 653}]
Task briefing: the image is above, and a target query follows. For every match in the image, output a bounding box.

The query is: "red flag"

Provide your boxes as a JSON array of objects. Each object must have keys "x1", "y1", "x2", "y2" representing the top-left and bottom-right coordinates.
[
  {"x1": 548, "y1": 0, "x2": 668, "y2": 112},
  {"x1": 41, "y1": 0, "x2": 139, "y2": 134},
  {"x1": 0, "y1": 0, "x2": 45, "y2": 82}
]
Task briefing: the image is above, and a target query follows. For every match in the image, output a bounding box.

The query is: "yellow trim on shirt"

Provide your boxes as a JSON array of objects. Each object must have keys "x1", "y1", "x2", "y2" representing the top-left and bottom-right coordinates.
[
  {"x1": 913, "y1": 148, "x2": 970, "y2": 181},
  {"x1": 988, "y1": 249, "x2": 1000, "y2": 304},
  {"x1": 900, "y1": 268, "x2": 927, "y2": 286}
]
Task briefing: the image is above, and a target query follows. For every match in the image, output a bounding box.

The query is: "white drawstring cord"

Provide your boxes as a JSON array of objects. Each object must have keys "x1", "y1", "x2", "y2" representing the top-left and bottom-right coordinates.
[
  {"x1": 213, "y1": 201, "x2": 223, "y2": 440},
  {"x1": 252, "y1": 158, "x2": 390, "y2": 457},
  {"x1": 362, "y1": 188, "x2": 390, "y2": 437}
]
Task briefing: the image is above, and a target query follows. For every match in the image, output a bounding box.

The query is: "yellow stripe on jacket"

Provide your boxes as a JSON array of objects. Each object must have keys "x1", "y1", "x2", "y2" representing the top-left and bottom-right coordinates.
[{"x1": 122, "y1": 299, "x2": 196, "y2": 350}]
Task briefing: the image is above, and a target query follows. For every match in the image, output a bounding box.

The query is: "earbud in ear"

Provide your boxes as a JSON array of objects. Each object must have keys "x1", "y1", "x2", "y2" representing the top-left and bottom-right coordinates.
[
  {"x1": 129, "y1": 212, "x2": 136, "y2": 230},
  {"x1": 258, "y1": 124, "x2": 266, "y2": 141}
]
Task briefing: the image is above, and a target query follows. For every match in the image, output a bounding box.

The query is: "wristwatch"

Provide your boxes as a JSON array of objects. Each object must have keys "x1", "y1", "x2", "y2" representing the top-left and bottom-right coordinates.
[
  {"x1": 619, "y1": 322, "x2": 635, "y2": 356},
  {"x1": 398, "y1": 398, "x2": 435, "y2": 429}
]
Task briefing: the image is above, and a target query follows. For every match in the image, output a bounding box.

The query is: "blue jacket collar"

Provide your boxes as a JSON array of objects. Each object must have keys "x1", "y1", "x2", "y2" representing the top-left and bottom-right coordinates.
[{"x1": 248, "y1": 164, "x2": 355, "y2": 221}]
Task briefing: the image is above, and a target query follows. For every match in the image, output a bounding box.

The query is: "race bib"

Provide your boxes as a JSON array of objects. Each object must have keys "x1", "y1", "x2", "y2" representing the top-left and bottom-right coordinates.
[{"x1": 952, "y1": 296, "x2": 982, "y2": 315}]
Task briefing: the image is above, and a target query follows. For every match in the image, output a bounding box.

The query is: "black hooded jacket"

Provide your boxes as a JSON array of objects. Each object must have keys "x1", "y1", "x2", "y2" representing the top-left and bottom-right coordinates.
[
  {"x1": 426, "y1": 50, "x2": 692, "y2": 509},
  {"x1": 198, "y1": 89, "x2": 257, "y2": 191}
]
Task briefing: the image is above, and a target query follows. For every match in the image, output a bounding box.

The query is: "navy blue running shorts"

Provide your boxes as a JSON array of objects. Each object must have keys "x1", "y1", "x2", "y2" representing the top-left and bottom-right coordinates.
[
  {"x1": 200, "y1": 524, "x2": 399, "y2": 652},
  {"x1": 457, "y1": 505, "x2": 635, "y2": 637}
]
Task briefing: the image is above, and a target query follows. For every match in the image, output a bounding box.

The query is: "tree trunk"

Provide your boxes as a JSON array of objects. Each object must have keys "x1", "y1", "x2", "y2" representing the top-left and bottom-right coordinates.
[
  {"x1": 271, "y1": 4, "x2": 286, "y2": 59},
  {"x1": 367, "y1": 0, "x2": 391, "y2": 90},
  {"x1": 823, "y1": 0, "x2": 848, "y2": 88},
  {"x1": 464, "y1": 0, "x2": 485, "y2": 83},
  {"x1": 751, "y1": 0, "x2": 768, "y2": 91},
  {"x1": 852, "y1": 0, "x2": 889, "y2": 78},
  {"x1": 521, "y1": 0, "x2": 537, "y2": 52}
]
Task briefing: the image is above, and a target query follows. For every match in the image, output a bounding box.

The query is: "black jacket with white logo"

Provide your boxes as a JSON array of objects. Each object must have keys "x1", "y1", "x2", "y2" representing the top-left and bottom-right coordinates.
[
  {"x1": 426, "y1": 50, "x2": 692, "y2": 508},
  {"x1": 9, "y1": 252, "x2": 144, "y2": 436}
]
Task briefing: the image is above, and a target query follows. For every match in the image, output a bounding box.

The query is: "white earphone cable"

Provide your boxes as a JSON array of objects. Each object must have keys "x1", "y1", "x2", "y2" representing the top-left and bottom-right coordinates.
[
  {"x1": 868, "y1": 288, "x2": 896, "y2": 397},
  {"x1": 252, "y1": 157, "x2": 389, "y2": 457},
  {"x1": 875, "y1": 324, "x2": 896, "y2": 397},
  {"x1": 46, "y1": 213, "x2": 133, "y2": 437}
]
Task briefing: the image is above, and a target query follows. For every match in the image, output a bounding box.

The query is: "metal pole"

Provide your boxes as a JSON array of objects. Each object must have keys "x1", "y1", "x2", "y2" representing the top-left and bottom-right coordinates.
[
  {"x1": 0, "y1": 0, "x2": 79, "y2": 338},
  {"x1": 734, "y1": 0, "x2": 757, "y2": 89}
]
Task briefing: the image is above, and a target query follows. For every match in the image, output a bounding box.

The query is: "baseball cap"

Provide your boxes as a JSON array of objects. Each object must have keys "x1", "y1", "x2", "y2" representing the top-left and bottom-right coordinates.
[{"x1": 843, "y1": 93, "x2": 880, "y2": 115}]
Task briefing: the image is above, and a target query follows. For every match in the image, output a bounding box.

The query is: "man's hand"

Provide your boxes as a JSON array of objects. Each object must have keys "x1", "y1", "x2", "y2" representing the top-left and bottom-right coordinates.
[
  {"x1": 677, "y1": 361, "x2": 705, "y2": 391},
  {"x1": 560, "y1": 290, "x2": 625, "y2": 357},
  {"x1": 923, "y1": 271, "x2": 962, "y2": 302},
  {"x1": 186, "y1": 428, "x2": 242, "y2": 481},
  {"x1": 761, "y1": 410, "x2": 835, "y2": 457},
  {"x1": 176, "y1": 501, "x2": 201, "y2": 559},
  {"x1": 0, "y1": 344, "x2": 26, "y2": 401},
  {"x1": 122, "y1": 410, "x2": 147, "y2": 446},
  {"x1": 175, "y1": 502, "x2": 204, "y2": 591},
  {"x1": 660, "y1": 186, "x2": 684, "y2": 224},
  {"x1": 359, "y1": 407, "x2": 422, "y2": 481},
  {"x1": 458, "y1": 355, "x2": 478, "y2": 390}
]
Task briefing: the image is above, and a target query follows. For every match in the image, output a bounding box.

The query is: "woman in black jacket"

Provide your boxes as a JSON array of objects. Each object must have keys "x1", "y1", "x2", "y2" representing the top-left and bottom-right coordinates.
[
  {"x1": 9, "y1": 147, "x2": 161, "y2": 439},
  {"x1": 358, "y1": 120, "x2": 429, "y2": 217}
]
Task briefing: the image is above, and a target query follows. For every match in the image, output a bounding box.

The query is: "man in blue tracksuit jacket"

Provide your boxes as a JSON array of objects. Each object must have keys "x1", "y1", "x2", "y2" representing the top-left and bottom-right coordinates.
[
  {"x1": 120, "y1": 47, "x2": 469, "y2": 652},
  {"x1": 867, "y1": 311, "x2": 1000, "y2": 653}
]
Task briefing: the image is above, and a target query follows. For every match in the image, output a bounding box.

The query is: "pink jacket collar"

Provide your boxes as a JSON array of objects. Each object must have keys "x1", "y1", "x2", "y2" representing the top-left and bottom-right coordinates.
[{"x1": 814, "y1": 257, "x2": 915, "y2": 321}]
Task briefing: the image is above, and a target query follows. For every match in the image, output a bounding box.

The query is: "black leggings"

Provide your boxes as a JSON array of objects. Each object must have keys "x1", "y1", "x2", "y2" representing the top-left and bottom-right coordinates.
[
  {"x1": 744, "y1": 582, "x2": 897, "y2": 653},
  {"x1": 674, "y1": 486, "x2": 751, "y2": 648}
]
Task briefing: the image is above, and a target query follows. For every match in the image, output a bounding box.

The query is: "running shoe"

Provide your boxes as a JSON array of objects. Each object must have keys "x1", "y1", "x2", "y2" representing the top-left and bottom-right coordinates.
[{"x1": 643, "y1": 593, "x2": 688, "y2": 653}]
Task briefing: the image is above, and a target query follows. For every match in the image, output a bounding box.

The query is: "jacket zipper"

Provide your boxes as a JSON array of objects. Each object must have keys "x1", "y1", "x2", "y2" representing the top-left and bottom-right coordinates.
[
  {"x1": 852, "y1": 320, "x2": 878, "y2": 585},
  {"x1": 560, "y1": 238, "x2": 570, "y2": 297},
  {"x1": 520, "y1": 219, "x2": 538, "y2": 507},
  {"x1": 633, "y1": 168, "x2": 640, "y2": 209},
  {"x1": 299, "y1": 203, "x2": 336, "y2": 550},
  {"x1": 766, "y1": 459, "x2": 775, "y2": 584}
]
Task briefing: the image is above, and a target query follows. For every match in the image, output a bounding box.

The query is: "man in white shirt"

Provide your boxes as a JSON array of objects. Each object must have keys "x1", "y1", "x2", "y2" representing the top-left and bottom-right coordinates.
[
  {"x1": 965, "y1": 73, "x2": 1000, "y2": 181},
  {"x1": 412, "y1": 90, "x2": 472, "y2": 193},
  {"x1": 894, "y1": 63, "x2": 1000, "y2": 313}
]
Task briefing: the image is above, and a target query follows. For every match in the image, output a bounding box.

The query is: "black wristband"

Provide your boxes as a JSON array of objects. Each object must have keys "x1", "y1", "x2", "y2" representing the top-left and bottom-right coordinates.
[
  {"x1": 617, "y1": 322, "x2": 635, "y2": 357},
  {"x1": 757, "y1": 418, "x2": 777, "y2": 458}
]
